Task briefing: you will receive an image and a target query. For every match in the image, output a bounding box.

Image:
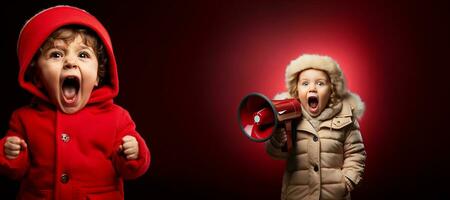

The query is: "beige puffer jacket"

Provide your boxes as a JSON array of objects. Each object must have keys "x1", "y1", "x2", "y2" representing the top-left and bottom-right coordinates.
[{"x1": 266, "y1": 95, "x2": 366, "y2": 200}]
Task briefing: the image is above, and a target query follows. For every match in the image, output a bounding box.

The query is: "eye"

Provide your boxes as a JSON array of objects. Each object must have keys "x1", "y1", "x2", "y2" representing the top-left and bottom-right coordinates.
[
  {"x1": 49, "y1": 51, "x2": 63, "y2": 59},
  {"x1": 316, "y1": 81, "x2": 327, "y2": 86},
  {"x1": 79, "y1": 51, "x2": 91, "y2": 59},
  {"x1": 301, "y1": 81, "x2": 309, "y2": 86}
]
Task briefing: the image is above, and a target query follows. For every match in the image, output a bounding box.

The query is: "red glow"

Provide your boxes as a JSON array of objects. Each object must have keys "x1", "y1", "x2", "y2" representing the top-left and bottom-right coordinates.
[{"x1": 202, "y1": 11, "x2": 384, "y2": 184}]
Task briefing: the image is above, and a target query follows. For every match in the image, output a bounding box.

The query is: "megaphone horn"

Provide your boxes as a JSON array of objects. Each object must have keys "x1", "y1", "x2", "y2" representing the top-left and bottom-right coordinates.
[{"x1": 238, "y1": 93, "x2": 302, "y2": 143}]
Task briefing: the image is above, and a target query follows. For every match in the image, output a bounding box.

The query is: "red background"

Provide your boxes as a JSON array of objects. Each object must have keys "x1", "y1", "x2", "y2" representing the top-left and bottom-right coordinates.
[{"x1": 1, "y1": 1, "x2": 450, "y2": 199}]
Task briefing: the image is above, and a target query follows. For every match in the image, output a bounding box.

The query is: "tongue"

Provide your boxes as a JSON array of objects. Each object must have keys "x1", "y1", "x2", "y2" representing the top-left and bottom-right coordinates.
[
  {"x1": 310, "y1": 102, "x2": 318, "y2": 108},
  {"x1": 63, "y1": 86, "x2": 77, "y2": 99}
]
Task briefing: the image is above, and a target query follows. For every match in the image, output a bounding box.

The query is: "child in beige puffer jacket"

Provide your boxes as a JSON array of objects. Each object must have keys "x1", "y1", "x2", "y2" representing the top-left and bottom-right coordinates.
[{"x1": 266, "y1": 54, "x2": 366, "y2": 200}]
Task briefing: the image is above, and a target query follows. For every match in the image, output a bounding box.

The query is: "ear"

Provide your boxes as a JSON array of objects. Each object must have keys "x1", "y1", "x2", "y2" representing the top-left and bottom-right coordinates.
[
  {"x1": 29, "y1": 61, "x2": 43, "y2": 88},
  {"x1": 32, "y1": 72, "x2": 44, "y2": 88},
  {"x1": 95, "y1": 77, "x2": 99, "y2": 87}
]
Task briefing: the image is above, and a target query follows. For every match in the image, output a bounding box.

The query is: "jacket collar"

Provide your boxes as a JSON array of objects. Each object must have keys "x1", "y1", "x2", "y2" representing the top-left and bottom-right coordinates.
[{"x1": 296, "y1": 101, "x2": 354, "y2": 134}]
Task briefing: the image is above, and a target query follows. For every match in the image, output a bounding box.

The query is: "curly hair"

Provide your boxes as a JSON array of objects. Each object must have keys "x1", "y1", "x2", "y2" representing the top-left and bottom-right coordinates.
[
  {"x1": 289, "y1": 70, "x2": 342, "y2": 108},
  {"x1": 285, "y1": 54, "x2": 347, "y2": 108},
  {"x1": 25, "y1": 25, "x2": 108, "y2": 86}
]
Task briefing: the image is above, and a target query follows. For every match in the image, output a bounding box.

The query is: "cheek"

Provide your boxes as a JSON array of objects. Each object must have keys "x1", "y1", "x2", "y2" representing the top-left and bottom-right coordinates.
[
  {"x1": 297, "y1": 90, "x2": 304, "y2": 101},
  {"x1": 297, "y1": 86, "x2": 307, "y2": 96},
  {"x1": 297, "y1": 87, "x2": 309, "y2": 105},
  {"x1": 320, "y1": 88, "x2": 332, "y2": 105},
  {"x1": 82, "y1": 64, "x2": 99, "y2": 83},
  {"x1": 39, "y1": 66, "x2": 59, "y2": 85}
]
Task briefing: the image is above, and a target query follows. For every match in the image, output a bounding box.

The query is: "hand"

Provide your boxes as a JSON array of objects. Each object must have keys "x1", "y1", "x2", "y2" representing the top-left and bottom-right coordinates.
[
  {"x1": 118, "y1": 135, "x2": 139, "y2": 160},
  {"x1": 270, "y1": 127, "x2": 287, "y2": 148},
  {"x1": 4, "y1": 136, "x2": 27, "y2": 160}
]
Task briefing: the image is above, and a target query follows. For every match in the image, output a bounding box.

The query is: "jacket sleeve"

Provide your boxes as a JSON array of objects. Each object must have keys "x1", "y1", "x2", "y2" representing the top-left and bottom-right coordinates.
[
  {"x1": 342, "y1": 120, "x2": 366, "y2": 191},
  {"x1": 0, "y1": 111, "x2": 30, "y2": 180},
  {"x1": 112, "y1": 108, "x2": 151, "y2": 180},
  {"x1": 264, "y1": 119, "x2": 299, "y2": 160},
  {"x1": 264, "y1": 140, "x2": 288, "y2": 160},
  {"x1": 264, "y1": 126, "x2": 290, "y2": 160}
]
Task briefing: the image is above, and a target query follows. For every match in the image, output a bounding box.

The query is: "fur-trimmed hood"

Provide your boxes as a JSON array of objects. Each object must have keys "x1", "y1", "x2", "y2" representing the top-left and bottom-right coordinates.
[
  {"x1": 285, "y1": 54, "x2": 346, "y2": 100},
  {"x1": 17, "y1": 5, "x2": 119, "y2": 104},
  {"x1": 280, "y1": 54, "x2": 365, "y2": 119}
]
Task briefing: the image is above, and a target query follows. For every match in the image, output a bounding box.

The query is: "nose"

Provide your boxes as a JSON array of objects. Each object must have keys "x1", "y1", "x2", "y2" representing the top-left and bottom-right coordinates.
[
  {"x1": 63, "y1": 56, "x2": 78, "y2": 70},
  {"x1": 309, "y1": 84, "x2": 317, "y2": 92}
]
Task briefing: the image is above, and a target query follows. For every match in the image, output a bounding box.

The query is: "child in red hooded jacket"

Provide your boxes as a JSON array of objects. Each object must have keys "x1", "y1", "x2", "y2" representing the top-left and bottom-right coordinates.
[{"x1": 0, "y1": 6, "x2": 150, "y2": 200}]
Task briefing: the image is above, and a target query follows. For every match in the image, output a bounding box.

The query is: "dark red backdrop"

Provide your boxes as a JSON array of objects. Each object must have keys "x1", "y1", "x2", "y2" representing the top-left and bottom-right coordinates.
[{"x1": 1, "y1": 1, "x2": 450, "y2": 199}]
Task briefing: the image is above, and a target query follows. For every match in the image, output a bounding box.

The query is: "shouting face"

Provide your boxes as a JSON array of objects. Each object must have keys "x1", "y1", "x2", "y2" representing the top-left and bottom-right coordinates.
[
  {"x1": 297, "y1": 69, "x2": 332, "y2": 117},
  {"x1": 37, "y1": 34, "x2": 99, "y2": 114}
]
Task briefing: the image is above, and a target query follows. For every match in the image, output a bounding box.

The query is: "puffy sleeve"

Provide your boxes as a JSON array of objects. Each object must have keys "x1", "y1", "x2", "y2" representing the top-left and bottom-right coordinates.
[
  {"x1": 0, "y1": 111, "x2": 30, "y2": 180},
  {"x1": 342, "y1": 120, "x2": 366, "y2": 191},
  {"x1": 111, "y1": 108, "x2": 151, "y2": 180},
  {"x1": 264, "y1": 140, "x2": 289, "y2": 160},
  {"x1": 264, "y1": 126, "x2": 290, "y2": 160}
]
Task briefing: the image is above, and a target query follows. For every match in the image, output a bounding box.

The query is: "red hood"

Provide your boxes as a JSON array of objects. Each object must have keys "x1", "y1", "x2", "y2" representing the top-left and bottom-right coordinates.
[{"x1": 17, "y1": 5, "x2": 119, "y2": 104}]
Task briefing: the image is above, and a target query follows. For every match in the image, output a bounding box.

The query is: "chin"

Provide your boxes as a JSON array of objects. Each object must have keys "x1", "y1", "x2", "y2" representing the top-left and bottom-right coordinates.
[
  {"x1": 307, "y1": 107, "x2": 325, "y2": 117},
  {"x1": 60, "y1": 106, "x2": 81, "y2": 114},
  {"x1": 58, "y1": 101, "x2": 87, "y2": 114},
  {"x1": 309, "y1": 111, "x2": 320, "y2": 117}
]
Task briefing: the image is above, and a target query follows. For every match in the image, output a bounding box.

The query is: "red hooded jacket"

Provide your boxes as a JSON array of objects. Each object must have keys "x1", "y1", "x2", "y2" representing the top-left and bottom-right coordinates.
[{"x1": 0, "y1": 6, "x2": 151, "y2": 200}]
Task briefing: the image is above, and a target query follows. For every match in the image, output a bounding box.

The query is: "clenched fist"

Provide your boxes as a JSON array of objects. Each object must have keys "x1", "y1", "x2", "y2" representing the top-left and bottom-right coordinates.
[
  {"x1": 4, "y1": 136, "x2": 27, "y2": 160},
  {"x1": 270, "y1": 127, "x2": 287, "y2": 148},
  {"x1": 118, "y1": 135, "x2": 139, "y2": 160}
]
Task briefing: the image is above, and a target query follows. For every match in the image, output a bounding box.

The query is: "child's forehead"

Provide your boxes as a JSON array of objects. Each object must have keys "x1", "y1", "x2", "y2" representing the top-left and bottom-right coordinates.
[
  {"x1": 51, "y1": 38, "x2": 69, "y2": 47},
  {"x1": 41, "y1": 29, "x2": 95, "y2": 51},
  {"x1": 299, "y1": 69, "x2": 330, "y2": 79},
  {"x1": 50, "y1": 36, "x2": 91, "y2": 48},
  {"x1": 57, "y1": 29, "x2": 76, "y2": 36}
]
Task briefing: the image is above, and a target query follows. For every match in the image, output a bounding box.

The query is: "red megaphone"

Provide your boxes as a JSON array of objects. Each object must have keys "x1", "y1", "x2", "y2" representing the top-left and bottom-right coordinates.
[{"x1": 238, "y1": 93, "x2": 302, "y2": 143}]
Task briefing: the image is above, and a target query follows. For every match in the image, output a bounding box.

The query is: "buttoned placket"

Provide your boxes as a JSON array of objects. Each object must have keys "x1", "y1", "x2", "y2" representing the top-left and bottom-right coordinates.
[{"x1": 55, "y1": 111, "x2": 74, "y2": 198}]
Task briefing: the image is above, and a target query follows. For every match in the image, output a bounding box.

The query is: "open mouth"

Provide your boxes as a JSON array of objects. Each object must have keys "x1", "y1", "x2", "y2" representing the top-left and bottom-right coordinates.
[
  {"x1": 61, "y1": 76, "x2": 80, "y2": 105},
  {"x1": 307, "y1": 95, "x2": 319, "y2": 113},
  {"x1": 308, "y1": 96, "x2": 319, "y2": 108}
]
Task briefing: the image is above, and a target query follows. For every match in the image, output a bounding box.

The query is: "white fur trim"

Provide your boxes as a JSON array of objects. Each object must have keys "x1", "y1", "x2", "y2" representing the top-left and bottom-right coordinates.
[
  {"x1": 344, "y1": 92, "x2": 365, "y2": 119},
  {"x1": 285, "y1": 54, "x2": 347, "y2": 97},
  {"x1": 281, "y1": 54, "x2": 365, "y2": 119}
]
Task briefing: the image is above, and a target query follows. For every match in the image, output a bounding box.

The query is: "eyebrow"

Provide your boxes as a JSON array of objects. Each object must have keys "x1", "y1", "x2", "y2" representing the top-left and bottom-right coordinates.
[
  {"x1": 76, "y1": 44, "x2": 95, "y2": 52},
  {"x1": 299, "y1": 78, "x2": 329, "y2": 82},
  {"x1": 42, "y1": 43, "x2": 94, "y2": 53}
]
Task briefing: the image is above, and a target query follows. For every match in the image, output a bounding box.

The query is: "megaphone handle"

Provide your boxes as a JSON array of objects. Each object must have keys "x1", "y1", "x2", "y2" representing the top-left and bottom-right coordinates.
[{"x1": 281, "y1": 120, "x2": 293, "y2": 152}]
